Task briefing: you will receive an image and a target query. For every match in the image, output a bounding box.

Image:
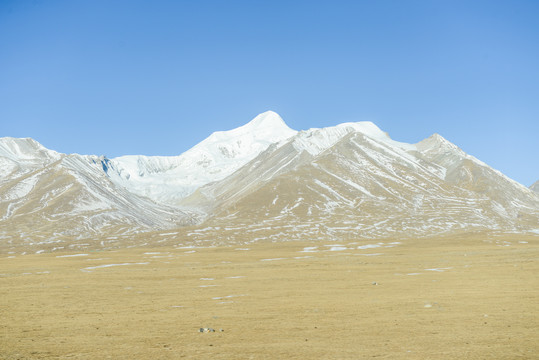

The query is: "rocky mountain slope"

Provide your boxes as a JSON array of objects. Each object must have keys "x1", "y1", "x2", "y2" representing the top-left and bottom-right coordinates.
[
  {"x1": 1, "y1": 112, "x2": 538, "y2": 253},
  {"x1": 0, "y1": 139, "x2": 201, "y2": 251},
  {"x1": 177, "y1": 122, "x2": 538, "y2": 245}
]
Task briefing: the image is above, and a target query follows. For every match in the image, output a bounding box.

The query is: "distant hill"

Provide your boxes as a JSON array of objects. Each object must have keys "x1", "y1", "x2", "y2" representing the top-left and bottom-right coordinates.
[{"x1": 531, "y1": 180, "x2": 539, "y2": 193}]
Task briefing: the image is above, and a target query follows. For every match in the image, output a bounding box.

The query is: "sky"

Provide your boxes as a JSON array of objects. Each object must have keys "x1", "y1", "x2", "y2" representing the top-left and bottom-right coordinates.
[{"x1": 0, "y1": 0, "x2": 538, "y2": 186}]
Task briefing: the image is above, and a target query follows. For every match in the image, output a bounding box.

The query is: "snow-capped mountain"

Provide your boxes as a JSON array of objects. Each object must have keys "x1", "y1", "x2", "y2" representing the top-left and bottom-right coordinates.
[
  {"x1": 176, "y1": 121, "x2": 539, "y2": 244},
  {"x1": 0, "y1": 137, "x2": 61, "y2": 180},
  {"x1": 1, "y1": 111, "x2": 538, "y2": 253},
  {"x1": 0, "y1": 142, "x2": 201, "y2": 251},
  {"x1": 106, "y1": 111, "x2": 297, "y2": 205}
]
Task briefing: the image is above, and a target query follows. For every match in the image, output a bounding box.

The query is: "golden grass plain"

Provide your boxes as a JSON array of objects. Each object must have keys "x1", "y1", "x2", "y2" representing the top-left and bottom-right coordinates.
[{"x1": 1, "y1": 233, "x2": 538, "y2": 359}]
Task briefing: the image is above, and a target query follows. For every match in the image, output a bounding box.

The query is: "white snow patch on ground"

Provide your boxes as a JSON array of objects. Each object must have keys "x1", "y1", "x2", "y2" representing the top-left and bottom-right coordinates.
[
  {"x1": 260, "y1": 258, "x2": 287, "y2": 261},
  {"x1": 56, "y1": 253, "x2": 89, "y2": 258},
  {"x1": 357, "y1": 244, "x2": 381, "y2": 250},
  {"x1": 327, "y1": 245, "x2": 348, "y2": 251},
  {"x1": 81, "y1": 262, "x2": 149, "y2": 271},
  {"x1": 85, "y1": 258, "x2": 109, "y2": 261},
  {"x1": 424, "y1": 267, "x2": 453, "y2": 272},
  {"x1": 213, "y1": 294, "x2": 246, "y2": 300}
]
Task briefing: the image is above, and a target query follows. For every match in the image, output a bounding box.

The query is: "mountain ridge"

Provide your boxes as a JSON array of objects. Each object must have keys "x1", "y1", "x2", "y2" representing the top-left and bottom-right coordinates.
[
  {"x1": 1, "y1": 111, "x2": 538, "y2": 253},
  {"x1": 175, "y1": 126, "x2": 537, "y2": 246}
]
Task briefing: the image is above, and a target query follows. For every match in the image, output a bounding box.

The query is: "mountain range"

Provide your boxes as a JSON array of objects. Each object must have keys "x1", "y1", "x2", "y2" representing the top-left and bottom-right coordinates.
[{"x1": 1, "y1": 111, "x2": 538, "y2": 254}]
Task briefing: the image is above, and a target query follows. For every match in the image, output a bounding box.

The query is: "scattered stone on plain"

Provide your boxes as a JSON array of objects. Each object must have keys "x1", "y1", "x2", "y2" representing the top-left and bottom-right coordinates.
[{"x1": 199, "y1": 327, "x2": 216, "y2": 333}]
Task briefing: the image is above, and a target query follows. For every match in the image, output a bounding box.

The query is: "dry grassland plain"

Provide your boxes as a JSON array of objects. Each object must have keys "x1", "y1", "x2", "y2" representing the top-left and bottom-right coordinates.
[{"x1": 1, "y1": 234, "x2": 538, "y2": 359}]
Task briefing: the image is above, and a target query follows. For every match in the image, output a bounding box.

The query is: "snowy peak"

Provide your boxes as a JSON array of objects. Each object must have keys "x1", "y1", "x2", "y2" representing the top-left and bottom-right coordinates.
[
  {"x1": 291, "y1": 121, "x2": 411, "y2": 156},
  {"x1": 337, "y1": 121, "x2": 389, "y2": 140},
  {"x1": 0, "y1": 137, "x2": 62, "y2": 181},
  {"x1": 241, "y1": 110, "x2": 293, "y2": 134},
  {"x1": 203, "y1": 110, "x2": 296, "y2": 144},
  {"x1": 108, "y1": 111, "x2": 298, "y2": 204},
  {"x1": 416, "y1": 133, "x2": 460, "y2": 153},
  {"x1": 0, "y1": 137, "x2": 59, "y2": 162}
]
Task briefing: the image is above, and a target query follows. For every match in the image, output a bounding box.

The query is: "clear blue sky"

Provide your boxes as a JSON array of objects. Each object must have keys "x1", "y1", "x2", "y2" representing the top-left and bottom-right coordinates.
[{"x1": 1, "y1": 0, "x2": 538, "y2": 186}]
